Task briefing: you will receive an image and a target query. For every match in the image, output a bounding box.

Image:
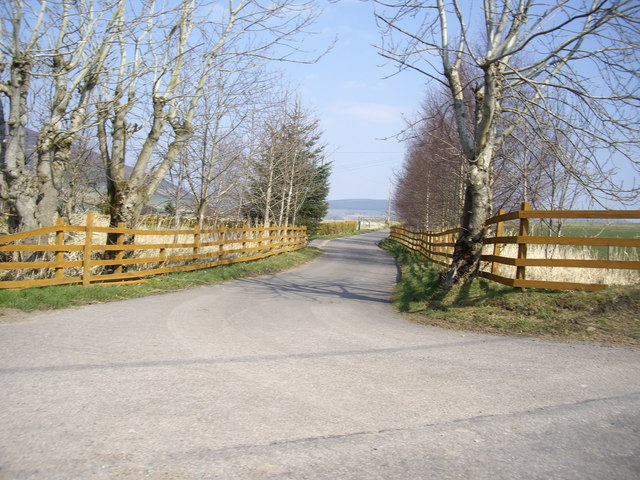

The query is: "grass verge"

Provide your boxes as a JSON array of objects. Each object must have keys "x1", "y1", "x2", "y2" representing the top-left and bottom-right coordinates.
[
  {"x1": 0, "y1": 247, "x2": 322, "y2": 313},
  {"x1": 380, "y1": 238, "x2": 640, "y2": 348}
]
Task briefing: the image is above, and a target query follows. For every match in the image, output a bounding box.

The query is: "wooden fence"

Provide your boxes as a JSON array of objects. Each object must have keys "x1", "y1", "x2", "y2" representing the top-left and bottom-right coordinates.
[
  {"x1": 389, "y1": 203, "x2": 640, "y2": 291},
  {"x1": 0, "y1": 213, "x2": 307, "y2": 289}
]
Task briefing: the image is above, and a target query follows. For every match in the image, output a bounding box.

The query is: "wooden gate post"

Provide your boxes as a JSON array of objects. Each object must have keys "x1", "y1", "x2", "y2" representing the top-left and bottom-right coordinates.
[
  {"x1": 516, "y1": 202, "x2": 530, "y2": 284},
  {"x1": 82, "y1": 213, "x2": 94, "y2": 286},
  {"x1": 491, "y1": 209, "x2": 506, "y2": 275},
  {"x1": 55, "y1": 218, "x2": 65, "y2": 280}
]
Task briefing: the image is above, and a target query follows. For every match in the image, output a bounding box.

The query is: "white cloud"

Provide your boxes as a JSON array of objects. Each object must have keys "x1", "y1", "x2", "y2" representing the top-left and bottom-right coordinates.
[{"x1": 330, "y1": 101, "x2": 405, "y2": 123}]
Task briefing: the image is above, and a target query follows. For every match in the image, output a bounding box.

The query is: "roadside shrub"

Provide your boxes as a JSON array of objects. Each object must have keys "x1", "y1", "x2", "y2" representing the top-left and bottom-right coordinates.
[{"x1": 317, "y1": 221, "x2": 358, "y2": 236}]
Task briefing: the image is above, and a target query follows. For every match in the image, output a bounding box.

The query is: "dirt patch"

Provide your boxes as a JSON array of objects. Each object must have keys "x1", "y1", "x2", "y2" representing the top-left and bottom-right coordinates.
[{"x1": 0, "y1": 308, "x2": 34, "y2": 325}]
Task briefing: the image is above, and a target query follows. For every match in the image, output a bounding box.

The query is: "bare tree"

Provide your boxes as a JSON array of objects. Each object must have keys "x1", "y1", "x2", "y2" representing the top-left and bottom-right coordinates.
[
  {"x1": 179, "y1": 54, "x2": 274, "y2": 227},
  {"x1": 394, "y1": 88, "x2": 466, "y2": 230},
  {"x1": 376, "y1": 0, "x2": 640, "y2": 286},
  {"x1": 492, "y1": 101, "x2": 589, "y2": 229},
  {"x1": 95, "y1": 0, "x2": 324, "y2": 237},
  {"x1": 0, "y1": 0, "x2": 123, "y2": 233}
]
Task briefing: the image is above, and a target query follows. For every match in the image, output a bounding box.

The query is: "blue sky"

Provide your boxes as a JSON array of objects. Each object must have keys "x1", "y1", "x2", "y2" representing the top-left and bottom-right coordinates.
[
  {"x1": 283, "y1": 1, "x2": 639, "y2": 207},
  {"x1": 283, "y1": 1, "x2": 427, "y2": 201}
]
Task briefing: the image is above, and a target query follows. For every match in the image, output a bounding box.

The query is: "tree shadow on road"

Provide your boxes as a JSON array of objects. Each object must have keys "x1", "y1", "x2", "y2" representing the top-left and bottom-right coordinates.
[{"x1": 238, "y1": 276, "x2": 393, "y2": 305}]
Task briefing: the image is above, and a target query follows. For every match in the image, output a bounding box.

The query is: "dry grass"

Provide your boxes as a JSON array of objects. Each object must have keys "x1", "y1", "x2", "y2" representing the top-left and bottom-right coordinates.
[
  {"x1": 481, "y1": 243, "x2": 640, "y2": 286},
  {"x1": 1, "y1": 214, "x2": 304, "y2": 284}
]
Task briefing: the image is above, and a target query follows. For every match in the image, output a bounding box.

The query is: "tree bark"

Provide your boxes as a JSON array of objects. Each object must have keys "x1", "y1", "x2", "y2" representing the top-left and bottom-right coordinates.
[
  {"x1": 445, "y1": 158, "x2": 492, "y2": 287},
  {"x1": 1, "y1": 54, "x2": 39, "y2": 233}
]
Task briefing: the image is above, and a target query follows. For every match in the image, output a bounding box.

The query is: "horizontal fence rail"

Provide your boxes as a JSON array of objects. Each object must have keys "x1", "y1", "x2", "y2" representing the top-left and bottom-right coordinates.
[
  {"x1": 0, "y1": 213, "x2": 307, "y2": 289},
  {"x1": 390, "y1": 203, "x2": 640, "y2": 291}
]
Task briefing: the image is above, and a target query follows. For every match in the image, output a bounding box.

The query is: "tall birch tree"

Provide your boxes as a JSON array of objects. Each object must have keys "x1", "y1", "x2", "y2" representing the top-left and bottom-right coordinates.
[{"x1": 376, "y1": 0, "x2": 640, "y2": 286}]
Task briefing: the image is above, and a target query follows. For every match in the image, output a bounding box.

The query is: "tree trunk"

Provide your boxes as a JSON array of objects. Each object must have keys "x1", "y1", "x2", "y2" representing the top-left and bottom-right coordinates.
[
  {"x1": 197, "y1": 201, "x2": 207, "y2": 229},
  {"x1": 263, "y1": 163, "x2": 274, "y2": 227},
  {"x1": 1, "y1": 56, "x2": 40, "y2": 234},
  {"x1": 445, "y1": 158, "x2": 492, "y2": 287}
]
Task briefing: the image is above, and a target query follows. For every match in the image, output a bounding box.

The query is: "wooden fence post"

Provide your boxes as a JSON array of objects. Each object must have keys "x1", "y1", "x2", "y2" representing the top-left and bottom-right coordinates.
[
  {"x1": 193, "y1": 225, "x2": 201, "y2": 265},
  {"x1": 218, "y1": 227, "x2": 225, "y2": 261},
  {"x1": 426, "y1": 231, "x2": 430, "y2": 259},
  {"x1": 516, "y1": 202, "x2": 530, "y2": 284},
  {"x1": 452, "y1": 228, "x2": 458, "y2": 259},
  {"x1": 261, "y1": 226, "x2": 269, "y2": 253},
  {"x1": 55, "y1": 218, "x2": 65, "y2": 280},
  {"x1": 82, "y1": 213, "x2": 94, "y2": 286},
  {"x1": 115, "y1": 222, "x2": 125, "y2": 275},
  {"x1": 268, "y1": 227, "x2": 274, "y2": 253},
  {"x1": 241, "y1": 226, "x2": 247, "y2": 257},
  {"x1": 159, "y1": 246, "x2": 167, "y2": 269},
  {"x1": 491, "y1": 209, "x2": 506, "y2": 275}
]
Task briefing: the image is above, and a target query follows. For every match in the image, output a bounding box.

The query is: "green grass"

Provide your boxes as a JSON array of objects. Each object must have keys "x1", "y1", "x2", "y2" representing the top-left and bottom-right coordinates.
[
  {"x1": 0, "y1": 247, "x2": 322, "y2": 312},
  {"x1": 380, "y1": 238, "x2": 640, "y2": 348},
  {"x1": 503, "y1": 221, "x2": 639, "y2": 238},
  {"x1": 557, "y1": 221, "x2": 639, "y2": 239},
  {"x1": 501, "y1": 221, "x2": 640, "y2": 261}
]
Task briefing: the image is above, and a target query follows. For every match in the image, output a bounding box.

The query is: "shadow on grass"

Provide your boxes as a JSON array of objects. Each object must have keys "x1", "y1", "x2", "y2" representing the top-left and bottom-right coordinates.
[
  {"x1": 380, "y1": 238, "x2": 640, "y2": 347},
  {"x1": 380, "y1": 238, "x2": 515, "y2": 312}
]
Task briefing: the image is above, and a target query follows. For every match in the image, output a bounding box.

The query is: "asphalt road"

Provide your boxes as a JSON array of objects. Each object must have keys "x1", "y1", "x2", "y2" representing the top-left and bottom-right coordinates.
[{"x1": 1, "y1": 230, "x2": 639, "y2": 479}]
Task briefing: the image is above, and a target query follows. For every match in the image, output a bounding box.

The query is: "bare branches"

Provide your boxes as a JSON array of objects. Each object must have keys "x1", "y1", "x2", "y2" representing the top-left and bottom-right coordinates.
[
  {"x1": 1, "y1": 0, "x2": 327, "y2": 234},
  {"x1": 376, "y1": 0, "x2": 640, "y2": 286},
  {"x1": 94, "y1": 0, "x2": 327, "y2": 228}
]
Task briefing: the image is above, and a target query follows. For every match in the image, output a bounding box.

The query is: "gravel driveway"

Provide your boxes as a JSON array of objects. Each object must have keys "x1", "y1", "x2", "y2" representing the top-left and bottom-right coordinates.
[{"x1": 1, "y1": 230, "x2": 638, "y2": 479}]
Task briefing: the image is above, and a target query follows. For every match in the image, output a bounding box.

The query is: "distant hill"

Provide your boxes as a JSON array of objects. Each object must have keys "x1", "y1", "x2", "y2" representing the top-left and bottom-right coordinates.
[{"x1": 325, "y1": 199, "x2": 393, "y2": 220}]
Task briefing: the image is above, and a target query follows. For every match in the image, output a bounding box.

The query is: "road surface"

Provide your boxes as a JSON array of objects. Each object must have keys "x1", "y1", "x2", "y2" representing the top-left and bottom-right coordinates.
[{"x1": 1, "y1": 230, "x2": 639, "y2": 479}]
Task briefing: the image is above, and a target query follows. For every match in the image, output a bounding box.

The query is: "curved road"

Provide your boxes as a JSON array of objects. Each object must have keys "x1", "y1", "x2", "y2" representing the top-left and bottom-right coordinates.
[{"x1": 1, "y1": 231, "x2": 639, "y2": 479}]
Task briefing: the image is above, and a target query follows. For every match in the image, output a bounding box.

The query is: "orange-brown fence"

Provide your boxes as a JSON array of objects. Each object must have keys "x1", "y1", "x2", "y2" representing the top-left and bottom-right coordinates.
[
  {"x1": 0, "y1": 213, "x2": 307, "y2": 289},
  {"x1": 390, "y1": 203, "x2": 640, "y2": 291}
]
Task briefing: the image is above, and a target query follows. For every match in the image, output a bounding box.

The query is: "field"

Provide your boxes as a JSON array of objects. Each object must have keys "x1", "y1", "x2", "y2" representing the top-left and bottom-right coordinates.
[
  {"x1": 483, "y1": 220, "x2": 640, "y2": 285},
  {"x1": 504, "y1": 220, "x2": 639, "y2": 257}
]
